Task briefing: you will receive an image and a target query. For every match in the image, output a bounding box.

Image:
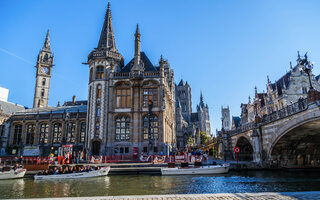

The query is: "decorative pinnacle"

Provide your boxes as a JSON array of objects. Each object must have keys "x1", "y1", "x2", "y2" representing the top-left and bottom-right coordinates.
[
  {"x1": 107, "y1": 2, "x2": 110, "y2": 9},
  {"x1": 159, "y1": 55, "x2": 164, "y2": 65},
  {"x1": 297, "y1": 51, "x2": 301, "y2": 61},
  {"x1": 43, "y1": 29, "x2": 50, "y2": 50},
  {"x1": 135, "y1": 24, "x2": 140, "y2": 35}
]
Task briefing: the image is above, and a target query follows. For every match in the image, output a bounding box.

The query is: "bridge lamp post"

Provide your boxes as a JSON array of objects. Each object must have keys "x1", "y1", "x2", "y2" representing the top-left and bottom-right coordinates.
[{"x1": 299, "y1": 55, "x2": 314, "y2": 91}]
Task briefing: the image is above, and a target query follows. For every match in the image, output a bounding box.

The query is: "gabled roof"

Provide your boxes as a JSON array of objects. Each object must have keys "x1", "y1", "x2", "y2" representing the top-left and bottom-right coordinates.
[
  {"x1": 120, "y1": 52, "x2": 157, "y2": 72},
  {"x1": 178, "y1": 79, "x2": 185, "y2": 86},
  {"x1": 232, "y1": 116, "x2": 241, "y2": 128},
  {"x1": 14, "y1": 105, "x2": 87, "y2": 115},
  {"x1": 0, "y1": 101, "x2": 26, "y2": 116}
]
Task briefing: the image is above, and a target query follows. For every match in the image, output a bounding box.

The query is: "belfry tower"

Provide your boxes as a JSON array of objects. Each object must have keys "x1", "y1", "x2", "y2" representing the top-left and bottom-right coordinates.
[{"x1": 33, "y1": 30, "x2": 54, "y2": 108}]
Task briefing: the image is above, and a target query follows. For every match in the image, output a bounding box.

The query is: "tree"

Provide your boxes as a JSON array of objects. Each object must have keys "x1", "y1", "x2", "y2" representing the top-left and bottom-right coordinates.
[
  {"x1": 200, "y1": 131, "x2": 210, "y2": 145},
  {"x1": 187, "y1": 135, "x2": 195, "y2": 147}
]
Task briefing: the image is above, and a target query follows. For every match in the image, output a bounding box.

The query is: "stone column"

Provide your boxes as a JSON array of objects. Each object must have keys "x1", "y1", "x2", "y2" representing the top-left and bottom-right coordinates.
[
  {"x1": 34, "y1": 121, "x2": 40, "y2": 146},
  {"x1": 252, "y1": 129, "x2": 261, "y2": 163}
]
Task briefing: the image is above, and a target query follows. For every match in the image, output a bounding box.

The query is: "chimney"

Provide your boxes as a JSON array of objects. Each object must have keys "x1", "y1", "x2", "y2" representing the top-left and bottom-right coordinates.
[{"x1": 72, "y1": 96, "x2": 76, "y2": 103}]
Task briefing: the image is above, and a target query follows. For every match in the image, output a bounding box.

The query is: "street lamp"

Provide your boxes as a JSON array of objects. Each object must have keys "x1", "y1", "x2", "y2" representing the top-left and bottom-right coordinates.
[
  {"x1": 148, "y1": 97, "x2": 153, "y2": 155},
  {"x1": 299, "y1": 53, "x2": 314, "y2": 91}
]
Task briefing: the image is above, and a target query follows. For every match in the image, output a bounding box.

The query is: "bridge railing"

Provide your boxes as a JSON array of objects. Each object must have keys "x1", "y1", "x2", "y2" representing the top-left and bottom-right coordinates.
[
  {"x1": 261, "y1": 98, "x2": 308, "y2": 124},
  {"x1": 227, "y1": 98, "x2": 308, "y2": 136}
]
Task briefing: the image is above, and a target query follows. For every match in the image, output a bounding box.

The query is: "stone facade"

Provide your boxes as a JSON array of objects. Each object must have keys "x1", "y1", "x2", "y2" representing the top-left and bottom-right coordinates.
[
  {"x1": 221, "y1": 106, "x2": 231, "y2": 131},
  {"x1": 0, "y1": 100, "x2": 25, "y2": 154},
  {"x1": 5, "y1": 101, "x2": 86, "y2": 156},
  {"x1": 175, "y1": 80, "x2": 211, "y2": 149},
  {"x1": 86, "y1": 3, "x2": 176, "y2": 156}
]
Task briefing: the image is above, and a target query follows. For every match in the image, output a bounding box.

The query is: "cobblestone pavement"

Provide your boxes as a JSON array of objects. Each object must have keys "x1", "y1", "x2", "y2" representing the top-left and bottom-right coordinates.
[{"x1": 13, "y1": 191, "x2": 320, "y2": 200}]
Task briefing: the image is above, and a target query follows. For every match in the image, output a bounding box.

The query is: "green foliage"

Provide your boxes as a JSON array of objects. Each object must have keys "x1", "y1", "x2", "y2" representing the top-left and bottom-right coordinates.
[
  {"x1": 200, "y1": 131, "x2": 210, "y2": 144},
  {"x1": 187, "y1": 135, "x2": 195, "y2": 147}
]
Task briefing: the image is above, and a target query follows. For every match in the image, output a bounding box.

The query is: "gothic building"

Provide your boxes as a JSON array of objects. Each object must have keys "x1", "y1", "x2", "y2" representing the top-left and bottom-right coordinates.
[
  {"x1": 1, "y1": 3, "x2": 209, "y2": 157},
  {"x1": 222, "y1": 52, "x2": 320, "y2": 129},
  {"x1": 86, "y1": 3, "x2": 175, "y2": 155},
  {"x1": 175, "y1": 80, "x2": 211, "y2": 149},
  {"x1": 221, "y1": 106, "x2": 231, "y2": 131}
]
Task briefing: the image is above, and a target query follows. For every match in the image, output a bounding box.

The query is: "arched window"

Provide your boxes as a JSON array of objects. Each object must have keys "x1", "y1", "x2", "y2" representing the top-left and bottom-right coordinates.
[
  {"x1": 79, "y1": 122, "x2": 86, "y2": 143},
  {"x1": 52, "y1": 123, "x2": 62, "y2": 144},
  {"x1": 96, "y1": 99, "x2": 101, "y2": 117},
  {"x1": 96, "y1": 66, "x2": 104, "y2": 79},
  {"x1": 66, "y1": 122, "x2": 76, "y2": 144},
  {"x1": 39, "y1": 123, "x2": 49, "y2": 144},
  {"x1": 97, "y1": 85, "x2": 102, "y2": 98},
  {"x1": 115, "y1": 116, "x2": 130, "y2": 141},
  {"x1": 143, "y1": 115, "x2": 159, "y2": 140},
  {"x1": 26, "y1": 124, "x2": 35, "y2": 145},
  {"x1": 41, "y1": 89, "x2": 45, "y2": 97},
  {"x1": 13, "y1": 124, "x2": 22, "y2": 145},
  {"x1": 42, "y1": 78, "x2": 46, "y2": 86},
  {"x1": 95, "y1": 120, "x2": 100, "y2": 137},
  {"x1": 43, "y1": 54, "x2": 48, "y2": 62}
]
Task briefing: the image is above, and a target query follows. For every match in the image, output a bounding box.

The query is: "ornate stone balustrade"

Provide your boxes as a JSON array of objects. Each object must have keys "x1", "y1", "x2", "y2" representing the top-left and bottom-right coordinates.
[
  {"x1": 112, "y1": 71, "x2": 161, "y2": 79},
  {"x1": 226, "y1": 99, "x2": 309, "y2": 136}
]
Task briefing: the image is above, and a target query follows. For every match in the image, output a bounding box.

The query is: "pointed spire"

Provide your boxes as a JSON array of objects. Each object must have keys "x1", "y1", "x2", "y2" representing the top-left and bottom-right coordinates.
[
  {"x1": 290, "y1": 61, "x2": 293, "y2": 70},
  {"x1": 200, "y1": 90, "x2": 205, "y2": 107},
  {"x1": 43, "y1": 29, "x2": 50, "y2": 50},
  {"x1": 97, "y1": 2, "x2": 117, "y2": 51},
  {"x1": 178, "y1": 79, "x2": 185, "y2": 86},
  {"x1": 255, "y1": 86, "x2": 257, "y2": 94},
  {"x1": 267, "y1": 76, "x2": 270, "y2": 84},
  {"x1": 134, "y1": 24, "x2": 141, "y2": 65},
  {"x1": 297, "y1": 51, "x2": 301, "y2": 63},
  {"x1": 248, "y1": 96, "x2": 251, "y2": 103}
]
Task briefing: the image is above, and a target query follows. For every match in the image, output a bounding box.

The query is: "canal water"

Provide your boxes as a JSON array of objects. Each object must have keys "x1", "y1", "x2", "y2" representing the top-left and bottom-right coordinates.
[{"x1": 1, "y1": 171, "x2": 320, "y2": 199}]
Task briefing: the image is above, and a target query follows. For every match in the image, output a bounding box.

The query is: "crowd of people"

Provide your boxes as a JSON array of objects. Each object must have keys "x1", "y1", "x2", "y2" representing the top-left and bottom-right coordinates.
[{"x1": 38, "y1": 165, "x2": 101, "y2": 176}]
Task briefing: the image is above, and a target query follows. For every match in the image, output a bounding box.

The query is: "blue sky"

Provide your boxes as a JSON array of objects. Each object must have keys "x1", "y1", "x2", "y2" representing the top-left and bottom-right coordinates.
[{"x1": 1, "y1": 0, "x2": 320, "y2": 134}]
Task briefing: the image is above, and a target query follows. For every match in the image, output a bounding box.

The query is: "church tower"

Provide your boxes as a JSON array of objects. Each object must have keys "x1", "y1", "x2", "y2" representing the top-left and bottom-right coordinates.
[
  {"x1": 221, "y1": 106, "x2": 231, "y2": 131},
  {"x1": 86, "y1": 2, "x2": 123, "y2": 155},
  {"x1": 33, "y1": 30, "x2": 54, "y2": 108}
]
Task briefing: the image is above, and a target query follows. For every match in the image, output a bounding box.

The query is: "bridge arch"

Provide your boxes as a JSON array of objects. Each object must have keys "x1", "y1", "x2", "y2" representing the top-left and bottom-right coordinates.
[
  {"x1": 269, "y1": 114, "x2": 320, "y2": 167},
  {"x1": 235, "y1": 136, "x2": 253, "y2": 161}
]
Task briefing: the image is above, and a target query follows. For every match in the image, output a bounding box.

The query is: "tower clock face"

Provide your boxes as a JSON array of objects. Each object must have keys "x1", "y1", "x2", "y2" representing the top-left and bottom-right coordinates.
[{"x1": 41, "y1": 67, "x2": 49, "y2": 74}]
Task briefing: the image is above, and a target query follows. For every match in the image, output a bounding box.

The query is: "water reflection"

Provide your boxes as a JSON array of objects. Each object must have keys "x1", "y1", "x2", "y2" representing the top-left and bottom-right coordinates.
[{"x1": 0, "y1": 171, "x2": 320, "y2": 199}]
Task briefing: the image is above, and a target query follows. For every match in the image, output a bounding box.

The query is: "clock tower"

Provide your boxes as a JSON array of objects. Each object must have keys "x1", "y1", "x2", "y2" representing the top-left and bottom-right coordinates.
[{"x1": 33, "y1": 30, "x2": 54, "y2": 108}]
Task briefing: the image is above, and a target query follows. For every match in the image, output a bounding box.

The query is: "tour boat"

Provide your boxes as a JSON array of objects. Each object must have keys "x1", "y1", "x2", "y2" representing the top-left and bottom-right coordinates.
[
  {"x1": 161, "y1": 164, "x2": 230, "y2": 175},
  {"x1": 34, "y1": 167, "x2": 110, "y2": 180},
  {"x1": 0, "y1": 168, "x2": 27, "y2": 180}
]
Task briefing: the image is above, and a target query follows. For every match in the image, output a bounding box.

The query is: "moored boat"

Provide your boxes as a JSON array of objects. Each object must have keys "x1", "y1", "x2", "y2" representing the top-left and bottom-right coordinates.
[
  {"x1": 0, "y1": 167, "x2": 26, "y2": 180},
  {"x1": 161, "y1": 164, "x2": 230, "y2": 175},
  {"x1": 34, "y1": 166, "x2": 110, "y2": 180}
]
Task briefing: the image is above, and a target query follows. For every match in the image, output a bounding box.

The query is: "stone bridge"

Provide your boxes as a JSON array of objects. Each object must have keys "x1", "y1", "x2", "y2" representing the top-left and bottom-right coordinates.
[{"x1": 219, "y1": 99, "x2": 320, "y2": 167}]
